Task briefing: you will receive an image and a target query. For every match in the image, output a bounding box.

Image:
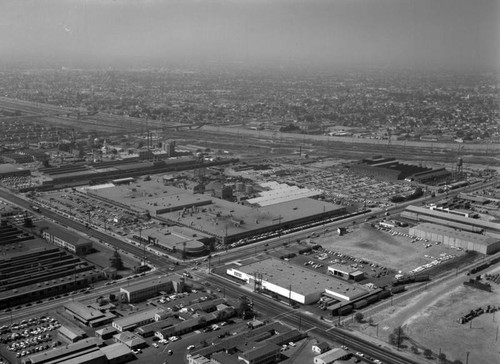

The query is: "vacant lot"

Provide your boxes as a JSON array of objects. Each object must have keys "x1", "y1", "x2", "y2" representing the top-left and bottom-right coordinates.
[
  {"x1": 316, "y1": 224, "x2": 463, "y2": 274},
  {"x1": 358, "y1": 264, "x2": 500, "y2": 364}
]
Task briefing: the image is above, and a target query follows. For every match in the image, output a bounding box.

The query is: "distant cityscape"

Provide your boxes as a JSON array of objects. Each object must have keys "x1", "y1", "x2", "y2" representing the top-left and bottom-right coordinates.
[
  {"x1": 1, "y1": 68, "x2": 498, "y2": 145},
  {"x1": 0, "y1": 65, "x2": 499, "y2": 364}
]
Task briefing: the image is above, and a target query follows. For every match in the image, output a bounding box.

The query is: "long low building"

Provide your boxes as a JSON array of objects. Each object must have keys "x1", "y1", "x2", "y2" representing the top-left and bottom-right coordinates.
[
  {"x1": 40, "y1": 223, "x2": 93, "y2": 255},
  {"x1": 227, "y1": 258, "x2": 368, "y2": 305},
  {"x1": 112, "y1": 307, "x2": 166, "y2": 332},
  {"x1": 409, "y1": 223, "x2": 500, "y2": 255},
  {"x1": 119, "y1": 278, "x2": 179, "y2": 303},
  {"x1": 0, "y1": 163, "x2": 31, "y2": 178},
  {"x1": 402, "y1": 205, "x2": 500, "y2": 234},
  {"x1": 350, "y1": 156, "x2": 450, "y2": 183},
  {"x1": 64, "y1": 302, "x2": 116, "y2": 327}
]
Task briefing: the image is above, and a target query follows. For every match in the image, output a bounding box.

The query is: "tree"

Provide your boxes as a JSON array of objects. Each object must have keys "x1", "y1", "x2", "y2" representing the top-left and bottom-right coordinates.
[
  {"x1": 367, "y1": 317, "x2": 374, "y2": 326},
  {"x1": 438, "y1": 353, "x2": 447, "y2": 362},
  {"x1": 452, "y1": 360, "x2": 463, "y2": 364},
  {"x1": 390, "y1": 327, "x2": 405, "y2": 347},
  {"x1": 423, "y1": 349, "x2": 433, "y2": 358},
  {"x1": 23, "y1": 217, "x2": 33, "y2": 228},
  {"x1": 197, "y1": 316, "x2": 207, "y2": 327},
  {"x1": 109, "y1": 250, "x2": 124, "y2": 270},
  {"x1": 354, "y1": 312, "x2": 364, "y2": 323},
  {"x1": 390, "y1": 195, "x2": 405, "y2": 203},
  {"x1": 237, "y1": 296, "x2": 253, "y2": 319},
  {"x1": 388, "y1": 334, "x2": 396, "y2": 346}
]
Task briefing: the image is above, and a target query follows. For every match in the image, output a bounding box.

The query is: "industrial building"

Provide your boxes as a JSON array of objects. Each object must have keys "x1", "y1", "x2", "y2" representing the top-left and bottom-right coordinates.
[
  {"x1": 314, "y1": 348, "x2": 350, "y2": 364},
  {"x1": 327, "y1": 264, "x2": 365, "y2": 281},
  {"x1": 247, "y1": 181, "x2": 323, "y2": 207},
  {"x1": 85, "y1": 182, "x2": 213, "y2": 215},
  {"x1": 160, "y1": 195, "x2": 346, "y2": 245},
  {"x1": 119, "y1": 278, "x2": 179, "y2": 303},
  {"x1": 36, "y1": 156, "x2": 235, "y2": 190},
  {"x1": 409, "y1": 223, "x2": 500, "y2": 254},
  {"x1": 0, "y1": 220, "x2": 33, "y2": 246},
  {"x1": 139, "y1": 225, "x2": 210, "y2": 257},
  {"x1": 58, "y1": 325, "x2": 87, "y2": 343},
  {"x1": 0, "y1": 163, "x2": 31, "y2": 178},
  {"x1": 112, "y1": 307, "x2": 167, "y2": 332},
  {"x1": 22, "y1": 338, "x2": 133, "y2": 364},
  {"x1": 113, "y1": 332, "x2": 146, "y2": 350},
  {"x1": 0, "y1": 247, "x2": 103, "y2": 309},
  {"x1": 237, "y1": 343, "x2": 281, "y2": 364},
  {"x1": 227, "y1": 258, "x2": 368, "y2": 304},
  {"x1": 22, "y1": 338, "x2": 105, "y2": 364},
  {"x1": 64, "y1": 301, "x2": 116, "y2": 327},
  {"x1": 402, "y1": 205, "x2": 500, "y2": 235},
  {"x1": 350, "y1": 156, "x2": 450, "y2": 183},
  {"x1": 40, "y1": 223, "x2": 93, "y2": 255}
]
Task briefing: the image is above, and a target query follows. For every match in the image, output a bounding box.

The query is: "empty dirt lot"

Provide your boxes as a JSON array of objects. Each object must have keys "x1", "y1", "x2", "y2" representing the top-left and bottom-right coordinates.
[{"x1": 358, "y1": 264, "x2": 500, "y2": 364}]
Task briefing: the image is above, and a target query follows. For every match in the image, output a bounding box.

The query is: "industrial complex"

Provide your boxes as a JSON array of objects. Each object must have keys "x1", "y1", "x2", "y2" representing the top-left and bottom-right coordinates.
[{"x1": 0, "y1": 62, "x2": 499, "y2": 364}]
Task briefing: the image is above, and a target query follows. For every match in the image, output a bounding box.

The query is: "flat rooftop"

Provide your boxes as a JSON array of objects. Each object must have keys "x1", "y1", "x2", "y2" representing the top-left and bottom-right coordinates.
[
  {"x1": 120, "y1": 277, "x2": 173, "y2": 294},
  {"x1": 160, "y1": 197, "x2": 345, "y2": 239},
  {"x1": 141, "y1": 226, "x2": 207, "y2": 251},
  {"x1": 37, "y1": 222, "x2": 92, "y2": 246},
  {"x1": 64, "y1": 302, "x2": 105, "y2": 322},
  {"x1": 406, "y1": 205, "x2": 500, "y2": 232},
  {"x1": 247, "y1": 182, "x2": 323, "y2": 206},
  {"x1": 0, "y1": 163, "x2": 30, "y2": 174},
  {"x1": 87, "y1": 182, "x2": 212, "y2": 214},
  {"x1": 236, "y1": 258, "x2": 367, "y2": 300},
  {"x1": 414, "y1": 223, "x2": 499, "y2": 246}
]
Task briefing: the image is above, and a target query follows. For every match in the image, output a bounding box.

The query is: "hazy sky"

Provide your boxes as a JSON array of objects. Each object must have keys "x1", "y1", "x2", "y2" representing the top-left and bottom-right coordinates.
[{"x1": 0, "y1": 0, "x2": 498, "y2": 70}]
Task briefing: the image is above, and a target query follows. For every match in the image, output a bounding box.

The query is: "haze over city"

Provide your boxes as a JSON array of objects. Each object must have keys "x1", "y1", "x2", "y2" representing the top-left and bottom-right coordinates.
[
  {"x1": 0, "y1": 0, "x2": 498, "y2": 71},
  {"x1": 0, "y1": 2, "x2": 499, "y2": 364}
]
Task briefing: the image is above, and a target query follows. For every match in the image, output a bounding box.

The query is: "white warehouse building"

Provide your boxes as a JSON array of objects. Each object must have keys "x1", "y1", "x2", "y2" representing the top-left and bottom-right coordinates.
[
  {"x1": 227, "y1": 258, "x2": 367, "y2": 305},
  {"x1": 409, "y1": 223, "x2": 500, "y2": 255}
]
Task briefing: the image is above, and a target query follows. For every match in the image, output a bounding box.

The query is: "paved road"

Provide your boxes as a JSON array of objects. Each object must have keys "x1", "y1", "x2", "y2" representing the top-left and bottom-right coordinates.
[
  {"x1": 200, "y1": 272, "x2": 421, "y2": 364},
  {"x1": 0, "y1": 188, "x2": 173, "y2": 269}
]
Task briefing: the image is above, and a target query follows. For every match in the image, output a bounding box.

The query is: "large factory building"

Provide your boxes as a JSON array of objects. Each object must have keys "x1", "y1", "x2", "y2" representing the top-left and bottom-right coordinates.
[
  {"x1": 409, "y1": 223, "x2": 500, "y2": 255},
  {"x1": 227, "y1": 258, "x2": 368, "y2": 305},
  {"x1": 402, "y1": 205, "x2": 500, "y2": 235},
  {"x1": 350, "y1": 156, "x2": 450, "y2": 183}
]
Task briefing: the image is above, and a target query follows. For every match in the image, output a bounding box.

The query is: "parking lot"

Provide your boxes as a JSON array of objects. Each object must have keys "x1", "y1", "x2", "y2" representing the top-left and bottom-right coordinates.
[
  {"x1": 313, "y1": 223, "x2": 465, "y2": 274},
  {"x1": 232, "y1": 160, "x2": 414, "y2": 209},
  {"x1": 0, "y1": 315, "x2": 62, "y2": 362}
]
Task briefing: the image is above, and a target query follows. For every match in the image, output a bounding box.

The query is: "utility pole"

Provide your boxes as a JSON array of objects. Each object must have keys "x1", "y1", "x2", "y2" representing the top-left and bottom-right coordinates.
[
  {"x1": 397, "y1": 327, "x2": 401, "y2": 350},
  {"x1": 139, "y1": 227, "x2": 145, "y2": 265}
]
